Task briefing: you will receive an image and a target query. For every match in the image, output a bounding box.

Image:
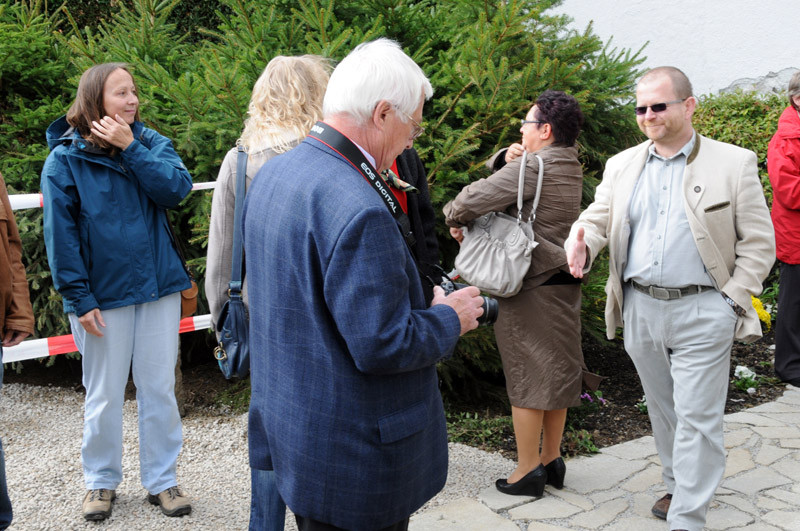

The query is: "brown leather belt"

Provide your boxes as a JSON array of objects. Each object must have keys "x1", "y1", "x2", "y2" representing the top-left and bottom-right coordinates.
[{"x1": 629, "y1": 280, "x2": 715, "y2": 301}]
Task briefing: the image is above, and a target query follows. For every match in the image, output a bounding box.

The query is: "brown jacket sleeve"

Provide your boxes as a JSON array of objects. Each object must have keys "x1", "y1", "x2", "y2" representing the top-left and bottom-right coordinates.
[
  {"x1": 443, "y1": 145, "x2": 584, "y2": 283},
  {"x1": 1, "y1": 172, "x2": 35, "y2": 336}
]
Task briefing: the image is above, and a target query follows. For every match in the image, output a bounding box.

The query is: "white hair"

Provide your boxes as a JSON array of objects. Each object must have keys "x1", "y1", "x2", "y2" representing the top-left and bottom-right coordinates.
[{"x1": 323, "y1": 38, "x2": 433, "y2": 124}]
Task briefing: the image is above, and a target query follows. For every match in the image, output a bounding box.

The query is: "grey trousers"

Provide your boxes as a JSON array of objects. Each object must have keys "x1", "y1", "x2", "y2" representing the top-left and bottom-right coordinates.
[{"x1": 623, "y1": 284, "x2": 737, "y2": 531}]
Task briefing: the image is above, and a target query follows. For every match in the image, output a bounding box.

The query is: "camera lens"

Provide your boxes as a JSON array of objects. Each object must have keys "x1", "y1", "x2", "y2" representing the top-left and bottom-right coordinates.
[
  {"x1": 479, "y1": 296, "x2": 499, "y2": 326},
  {"x1": 439, "y1": 278, "x2": 498, "y2": 327}
]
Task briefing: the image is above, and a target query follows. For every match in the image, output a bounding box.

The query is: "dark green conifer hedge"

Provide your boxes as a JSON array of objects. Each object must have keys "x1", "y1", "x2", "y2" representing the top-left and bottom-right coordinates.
[{"x1": 10, "y1": 1, "x2": 778, "y2": 393}]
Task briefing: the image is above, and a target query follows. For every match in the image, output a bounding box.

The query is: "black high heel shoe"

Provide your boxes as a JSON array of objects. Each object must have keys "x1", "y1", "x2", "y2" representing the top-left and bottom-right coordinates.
[
  {"x1": 544, "y1": 457, "x2": 566, "y2": 489},
  {"x1": 495, "y1": 464, "x2": 547, "y2": 497}
]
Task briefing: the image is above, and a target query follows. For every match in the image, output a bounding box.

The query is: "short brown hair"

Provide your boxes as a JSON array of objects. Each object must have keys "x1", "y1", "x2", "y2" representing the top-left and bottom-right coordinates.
[
  {"x1": 788, "y1": 71, "x2": 800, "y2": 111},
  {"x1": 639, "y1": 66, "x2": 693, "y2": 100},
  {"x1": 66, "y1": 63, "x2": 141, "y2": 151}
]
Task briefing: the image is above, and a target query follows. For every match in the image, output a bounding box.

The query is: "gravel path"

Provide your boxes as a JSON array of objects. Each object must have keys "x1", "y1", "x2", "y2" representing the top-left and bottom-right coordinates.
[{"x1": 1, "y1": 383, "x2": 512, "y2": 530}]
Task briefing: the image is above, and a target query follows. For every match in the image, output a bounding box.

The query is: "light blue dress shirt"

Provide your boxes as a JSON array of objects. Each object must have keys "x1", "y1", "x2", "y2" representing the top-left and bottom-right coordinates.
[{"x1": 623, "y1": 132, "x2": 713, "y2": 288}]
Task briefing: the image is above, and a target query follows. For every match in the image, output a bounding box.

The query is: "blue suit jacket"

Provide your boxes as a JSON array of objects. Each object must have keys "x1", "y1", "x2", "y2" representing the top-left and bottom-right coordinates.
[{"x1": 243, "y1": 135, "x2": 461, "y2": 530}]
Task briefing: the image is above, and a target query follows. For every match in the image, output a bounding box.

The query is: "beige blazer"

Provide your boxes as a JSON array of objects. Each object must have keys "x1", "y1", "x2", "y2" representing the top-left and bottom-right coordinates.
[{"x1": 565, "y1": 134, "x2": 775, "y2": 343}]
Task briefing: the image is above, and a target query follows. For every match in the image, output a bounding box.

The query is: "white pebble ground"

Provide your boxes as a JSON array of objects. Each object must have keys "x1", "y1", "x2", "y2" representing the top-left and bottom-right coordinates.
[{"x1": 1, "y1": 383, "x2": 512, "y2": 530}]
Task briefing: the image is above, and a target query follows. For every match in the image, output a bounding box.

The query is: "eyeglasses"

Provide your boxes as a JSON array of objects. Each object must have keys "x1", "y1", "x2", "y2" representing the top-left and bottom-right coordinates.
[
  {"x1": 520, "y1": 119, "x2": 546, "y2": 126},
  {"x1": 395, "y1": 107, "x2": 425, "y2": 140},
  {"x1": 634, "y1": 98, "x2": 687, "y2": 116}
]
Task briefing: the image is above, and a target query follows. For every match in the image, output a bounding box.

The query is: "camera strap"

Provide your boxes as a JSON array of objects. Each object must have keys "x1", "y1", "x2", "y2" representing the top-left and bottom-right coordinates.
[{"x1": 307, "y1": 121, "x2": 416, "y2": 248}]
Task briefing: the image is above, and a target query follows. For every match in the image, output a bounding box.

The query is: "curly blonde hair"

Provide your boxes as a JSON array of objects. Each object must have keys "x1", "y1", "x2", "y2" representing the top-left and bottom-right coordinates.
[{"x1": 239, "y1": 55, "x2": 331, "y2": 154}]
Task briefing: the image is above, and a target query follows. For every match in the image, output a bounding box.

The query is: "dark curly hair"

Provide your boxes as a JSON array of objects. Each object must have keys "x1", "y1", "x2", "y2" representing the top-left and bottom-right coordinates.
[{"x1": 533, "y1": 90, "x2": 584, "y2": 146}]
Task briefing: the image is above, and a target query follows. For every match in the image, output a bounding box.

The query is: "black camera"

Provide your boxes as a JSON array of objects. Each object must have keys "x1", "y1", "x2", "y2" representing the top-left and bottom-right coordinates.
[{"x1": 440, "y1": 277, "x2": 499, "y2": 327}]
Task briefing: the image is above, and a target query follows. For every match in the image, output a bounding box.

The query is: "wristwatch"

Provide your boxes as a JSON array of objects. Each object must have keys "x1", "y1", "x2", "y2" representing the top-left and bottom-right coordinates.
[{"x1": 721, "y1": 292, "x2": 746, "y2": 317}]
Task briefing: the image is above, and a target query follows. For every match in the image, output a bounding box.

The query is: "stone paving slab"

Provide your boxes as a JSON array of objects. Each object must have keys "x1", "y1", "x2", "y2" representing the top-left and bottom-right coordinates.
[
  {"x1": 568, "y1": 497, "x2": 628, "y2": 529},
  {"x1": 561, "y1": 454, "x2": 649, "y2": 494},
  {"x1": 548, "y1": 488, "x2": 596, "y2": 511},
  {"x1": 725, "y1": 411, "x2": 787, "y2": 426},
  {"x1": 706, "y1": 506, "x2": 755, "y2": 529},
  {"x1": 723, "y1": 468, "x2": 793, "y2": 495},
  {"x1": 408, "y1": 498, "x2": 518, "y2": 531},
  {"x1": 478, "y1": 485, "x2": 537, "y2": 512},
  {"x1": 733, "y1": 524, "x2": 784, "y2": 531},
  {"x1": 508, "y1": 496, "x2": 583, "y2": 520},
  {"x1": 716, "y1": 494, "x2": 759, "y2": 516},
  {"x1": 750, "y1": 425, "x2": 800, "y2": 439},
  {"x1": 619, "y1": 463, "x2": 662, "y2": 492},
  {"x1": 747, "y1": 401, "x2": 798, "y2": 414},
  {"x1": 754, "y1": 443, "x2": 794, "y2": 465},
  {"x1": 725, "y1": 427, "x2": 756, "y2": 448},
  {"x1": 599, "y1": 436, "x2": 656, "y2": 460},
  {"x1": 724, "y1": 447, "x2": 756, "y2": 477},
  {"x1": 412, "y1": 386, "x2": 800, "y2": 530},
  {"x1": 762, "y1": 510, "x2": 800, "y2": 529}
]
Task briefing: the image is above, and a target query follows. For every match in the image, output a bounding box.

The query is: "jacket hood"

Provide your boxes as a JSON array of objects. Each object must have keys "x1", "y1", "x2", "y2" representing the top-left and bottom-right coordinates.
[
  {"x1": 46, "y1": 115, "x2": 144, "y2": 153},
  {"x1": 775, "y1": 106, "x2": 800, "y2": 140}
]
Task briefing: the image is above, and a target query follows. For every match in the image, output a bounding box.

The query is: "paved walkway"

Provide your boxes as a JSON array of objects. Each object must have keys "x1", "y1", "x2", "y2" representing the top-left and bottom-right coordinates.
[{"x1": 410, "y1": 384, "x2": 800, "y2": 530}]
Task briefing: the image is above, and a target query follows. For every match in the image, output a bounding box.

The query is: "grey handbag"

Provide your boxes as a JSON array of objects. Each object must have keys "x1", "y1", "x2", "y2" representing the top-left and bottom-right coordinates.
[{"x1": 454, "y1": 152, "x2": 543, "y2": 298}]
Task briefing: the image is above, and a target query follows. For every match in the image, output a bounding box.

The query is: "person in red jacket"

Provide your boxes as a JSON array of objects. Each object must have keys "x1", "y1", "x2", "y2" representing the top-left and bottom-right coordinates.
[{"x1": 767, "y1": 70, "x2": 800, "y2": 387}]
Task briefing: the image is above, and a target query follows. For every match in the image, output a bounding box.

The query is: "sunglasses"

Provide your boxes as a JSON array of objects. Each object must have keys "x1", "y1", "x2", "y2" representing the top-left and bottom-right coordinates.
[{"x1": 634, "y1": 98, "x2": 687, "y2": 116}]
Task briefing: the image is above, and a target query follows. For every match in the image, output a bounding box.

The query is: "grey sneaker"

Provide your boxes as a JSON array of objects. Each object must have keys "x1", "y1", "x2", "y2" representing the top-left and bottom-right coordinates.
[
  {"x1": 147, "y1": 486, "x2": 192, "y2": 517},
  {"x1": 82, "y1": 488, "x2": 116, "y2": 521}
]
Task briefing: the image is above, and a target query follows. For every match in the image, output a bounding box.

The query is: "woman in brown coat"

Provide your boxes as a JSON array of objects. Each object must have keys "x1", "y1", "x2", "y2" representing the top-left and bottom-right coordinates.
[{"x1": 444, "y1": 90, "x2": 586, "y2": 497}]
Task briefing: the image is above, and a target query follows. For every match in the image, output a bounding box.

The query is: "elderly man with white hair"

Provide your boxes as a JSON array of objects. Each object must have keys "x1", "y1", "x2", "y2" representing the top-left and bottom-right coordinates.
[{"x1": 242, "y1": 39, "x2": 485, "y2": 531}]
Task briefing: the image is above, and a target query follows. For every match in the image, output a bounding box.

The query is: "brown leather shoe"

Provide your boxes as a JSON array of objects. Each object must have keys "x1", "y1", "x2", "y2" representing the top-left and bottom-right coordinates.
[{"x1": 652, "y1": 493, "x2": 672, "y2": 520}]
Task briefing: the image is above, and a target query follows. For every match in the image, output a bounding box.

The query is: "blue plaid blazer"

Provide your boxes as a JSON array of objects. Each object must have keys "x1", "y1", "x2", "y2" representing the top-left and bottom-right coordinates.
[{"x1": 243, "y1": 135, "x2": 461, "y2": 530}]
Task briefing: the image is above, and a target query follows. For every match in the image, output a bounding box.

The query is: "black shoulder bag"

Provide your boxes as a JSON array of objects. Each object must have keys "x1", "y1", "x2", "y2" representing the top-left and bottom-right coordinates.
[{"x1": 213, "y1": 146, "x2": 250, "y2": 379}]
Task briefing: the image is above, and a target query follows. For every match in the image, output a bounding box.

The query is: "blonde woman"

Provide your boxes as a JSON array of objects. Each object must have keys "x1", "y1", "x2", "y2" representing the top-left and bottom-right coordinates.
[{"x1": 205, "y1": 54, "x2": 330, "y2": 531}]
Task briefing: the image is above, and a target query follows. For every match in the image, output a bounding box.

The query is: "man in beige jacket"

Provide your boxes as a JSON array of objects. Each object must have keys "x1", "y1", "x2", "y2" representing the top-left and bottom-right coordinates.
[{"x1": 566, "y1": 67, "x2": 774, "y2": 531}]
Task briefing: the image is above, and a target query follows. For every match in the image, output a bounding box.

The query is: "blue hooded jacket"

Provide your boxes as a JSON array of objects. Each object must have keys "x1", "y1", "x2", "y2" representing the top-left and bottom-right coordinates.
[{"x1": 41, "y1": 116, "x2": 192, "y2": 316}]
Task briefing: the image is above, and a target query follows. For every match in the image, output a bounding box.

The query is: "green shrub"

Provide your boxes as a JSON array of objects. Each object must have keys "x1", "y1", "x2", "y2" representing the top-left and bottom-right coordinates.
[
  {"x1": 1, "y1": 0, "x2": 648, "y2": 384},
  {"x1": 446, "y1": 411, "x2": 514, "y2": 450},
  {"x1": 692, "y1": 90, "x2": 784, "y2": 206}
]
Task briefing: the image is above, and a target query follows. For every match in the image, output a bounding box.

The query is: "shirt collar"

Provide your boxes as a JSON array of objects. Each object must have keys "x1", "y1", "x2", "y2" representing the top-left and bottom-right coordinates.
[
  {"x1": 647, "y1": 131, "x2": 697, "y2": 162},
  {"x1": 351, "y1": 139, "x2": 377, "y2": 169}
]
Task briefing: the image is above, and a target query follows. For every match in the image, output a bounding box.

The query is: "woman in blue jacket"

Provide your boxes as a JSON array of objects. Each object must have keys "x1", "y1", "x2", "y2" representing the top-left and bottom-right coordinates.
[{"x1": 41, "y1": 63, "x2": 193, "y2": 522}]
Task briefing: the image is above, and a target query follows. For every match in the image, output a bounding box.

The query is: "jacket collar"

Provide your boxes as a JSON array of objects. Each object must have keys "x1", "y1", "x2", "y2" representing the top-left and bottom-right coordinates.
[{"x1": 46, "y1": 115, "x2": 145, "y2": 153}]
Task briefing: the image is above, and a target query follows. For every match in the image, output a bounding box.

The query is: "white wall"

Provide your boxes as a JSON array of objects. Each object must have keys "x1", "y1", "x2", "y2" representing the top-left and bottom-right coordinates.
[{"x1": 549, "y1": 0, "x2": 800, "y2": 96}]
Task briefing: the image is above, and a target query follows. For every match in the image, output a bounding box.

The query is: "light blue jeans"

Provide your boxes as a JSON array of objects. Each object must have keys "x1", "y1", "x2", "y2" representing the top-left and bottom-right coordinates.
[
  {"x1": 249, "y1": 467, "x2": 285, "y2": 531},
  {"x1": 69, "y1": 293, "x2": 182, "y2": 494}
]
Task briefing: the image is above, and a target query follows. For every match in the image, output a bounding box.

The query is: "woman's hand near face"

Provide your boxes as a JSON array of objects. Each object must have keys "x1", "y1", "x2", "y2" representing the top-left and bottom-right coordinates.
[
  {"x1": 504, "y1": 143, "x2": 525, "y2": 163},
  {"x1": 450, "y1": 226, "x2": 464, "y2": 244},
  {"x1": 91, "y1": 114, "x2": 134, "y2": 150}
]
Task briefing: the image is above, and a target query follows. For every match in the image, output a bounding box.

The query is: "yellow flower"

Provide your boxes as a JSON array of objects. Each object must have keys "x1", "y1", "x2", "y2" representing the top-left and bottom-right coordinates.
[{"x1": 751, "y1": 296, "x2": 771, "y2": 330}]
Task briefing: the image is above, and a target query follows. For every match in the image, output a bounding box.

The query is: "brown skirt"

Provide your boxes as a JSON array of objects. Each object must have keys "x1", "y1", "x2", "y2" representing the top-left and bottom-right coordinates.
[{"x1": 494, "y1": 283, "x2": 583, "y2": 410}]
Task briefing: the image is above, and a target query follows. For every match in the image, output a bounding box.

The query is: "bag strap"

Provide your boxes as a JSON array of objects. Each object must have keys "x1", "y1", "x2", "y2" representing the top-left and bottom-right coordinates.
[
  {"x1": 307, "y1": 122, "x2": 416, "y2": 249},
  {"x1": 165, "y1": 211, "x2": 194, "y2": 281},
  {"x1": 228, "y1": 146, "x2": 247, "y2": 296},
  {"x1": 516, "y1": 152, "x2": 544, "y2": 224}
]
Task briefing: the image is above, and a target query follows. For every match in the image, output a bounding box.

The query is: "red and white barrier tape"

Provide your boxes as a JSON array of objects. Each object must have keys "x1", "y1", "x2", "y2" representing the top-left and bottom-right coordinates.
[
  {"x1": 2, "y1": 314, "x2": 212, "y2": 363},
  {"x1": 3, "y1": 183, "x2": 217, "y2": 363},
  {"x1": 9, "y1": 182, "x2": 217, "y2": 211}
]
